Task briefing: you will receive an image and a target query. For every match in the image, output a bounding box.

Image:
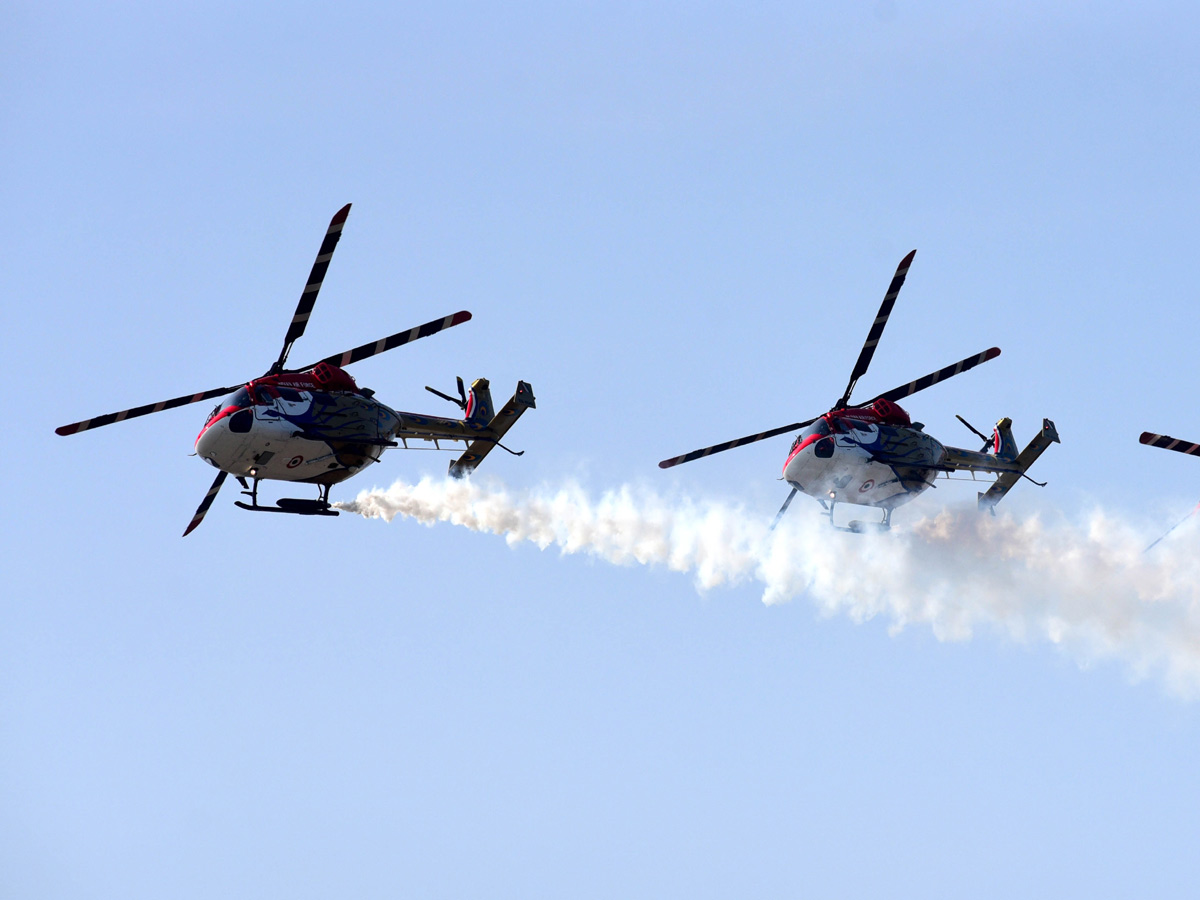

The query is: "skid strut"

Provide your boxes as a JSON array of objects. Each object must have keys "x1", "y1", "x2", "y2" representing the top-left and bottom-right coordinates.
[{"x1": 233, "y1": 474, "x2": 339, "y2": 517}]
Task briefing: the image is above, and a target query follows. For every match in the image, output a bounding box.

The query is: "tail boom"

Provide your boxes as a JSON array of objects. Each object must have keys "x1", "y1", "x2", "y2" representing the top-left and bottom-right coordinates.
[{"x1": 938, "y1": 417, "x2": 1060, "y2": 510}]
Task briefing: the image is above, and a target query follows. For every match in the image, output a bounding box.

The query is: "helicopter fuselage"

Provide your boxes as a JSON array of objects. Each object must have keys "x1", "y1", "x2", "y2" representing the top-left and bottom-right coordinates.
[
  {"x1": 194, "y1": 362, "x2": 503, "y2": 487},
  {"x1": 783, "y1": 398, "x2": 945, "y2": 511},
  {"x1": 195, "y1": 366, "x2": 400, "y2": 486}
]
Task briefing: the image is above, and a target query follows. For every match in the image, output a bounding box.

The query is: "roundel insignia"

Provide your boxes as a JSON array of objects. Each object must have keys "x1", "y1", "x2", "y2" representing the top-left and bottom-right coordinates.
[
  {"x1": 287, "y1": 455, "x2": 304, "y2": 468},
  {"x1": 859, "y1": 479, "x2": 875, "y2": 493}
]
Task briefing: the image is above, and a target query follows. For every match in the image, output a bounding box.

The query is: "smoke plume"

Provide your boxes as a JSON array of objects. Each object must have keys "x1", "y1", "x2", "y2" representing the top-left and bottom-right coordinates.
[{"x1": 336, "y1": 477, "x2": 1200, "y2": 694}]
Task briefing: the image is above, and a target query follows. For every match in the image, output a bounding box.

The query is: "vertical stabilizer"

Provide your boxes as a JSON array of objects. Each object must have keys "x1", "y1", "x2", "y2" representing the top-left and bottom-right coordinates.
[
  {"x1": 978, "y1": 418, "x2": 1060, "y2": 511},
  {"x1": 993, "y1": 417, "x2": 1018, "y2": 461},
  {"x1": 464, "y1": 378, "x2": 493, "y2": 426},
  {"x1": 449, "y1": 381, "x2": 536, "y2": 478}
]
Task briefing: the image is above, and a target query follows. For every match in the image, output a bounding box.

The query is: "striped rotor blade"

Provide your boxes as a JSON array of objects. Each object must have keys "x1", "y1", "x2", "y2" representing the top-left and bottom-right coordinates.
[
  {"x1": 183, "y1": 470, "x2": 228, "y2": 537},
  {"x1": 869, "y1": 347, "x2": 1001, "y2": 405},
  {"x1": 838, "y1": 250, "x2": 916, "y2": 407},
  {"x1": 659, "y1": 419, "x2": 815, "y2": 469},
  {"x1": 300, "y1": 310, "x2": 473, "y2": 370},
  {"x1": 769, "y1": 486, "x2": 800, "y2": 532},
  {"x1": 274, "y1": 203, "x2": 351, "y2": 371},
  {"x1": 1140, "y1": 432, "x2": 1200, "y2": 457},
  {"x1": 56, "y1": 383, "x2": 245, "y2": 436}
]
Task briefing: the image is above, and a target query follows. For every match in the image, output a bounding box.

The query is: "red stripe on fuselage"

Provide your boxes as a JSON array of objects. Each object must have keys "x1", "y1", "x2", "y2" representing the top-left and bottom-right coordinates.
[{"x1": 784, "y1": 432, "x2": 823, "y2": 472}]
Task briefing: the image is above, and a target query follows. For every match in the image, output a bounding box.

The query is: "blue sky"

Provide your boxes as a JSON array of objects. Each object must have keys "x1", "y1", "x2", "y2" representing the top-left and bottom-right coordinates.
[{"x1": 5, "y1": 3, "x2": 1200, "y2": 897}]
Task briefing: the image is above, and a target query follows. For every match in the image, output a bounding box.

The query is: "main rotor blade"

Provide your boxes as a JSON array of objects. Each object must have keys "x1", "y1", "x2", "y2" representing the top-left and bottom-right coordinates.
[
  {"x1": 837, "y1": 250, "x2": 916, "y2": 408},
  {"x1": 273, "y1": 203, "x2": 352, "y2": 373},
  {"x1": 1146, "y1": 499, "x2": 1200, "y2": 552},
  {"x1": 183, "y1": 470, "x2": 229, "y2": 537},
  {"x1": 659, "y1": 419, "x2": 815, "y2": 469},
  {"x1": 769, "y1": 486, "x2": 800, "y2": 531},
  {"x1": 56, "y1": 383, "x2": 245, "y2": 436},
  {"x1": 1140, "y1": 432, "x2": 1200, "y2": 458},
  {"x1": 294, "y1": 310, "x2": 472, "y2": 371},
  {"x1": 867, "y1": 347, "x2": 1001, "y2": 406}
]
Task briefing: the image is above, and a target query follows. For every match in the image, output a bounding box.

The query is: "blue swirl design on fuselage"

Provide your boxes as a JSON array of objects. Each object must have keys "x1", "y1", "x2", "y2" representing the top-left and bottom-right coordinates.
[
  {"x1": 254, "y1": 392, "x2": 401, "y2": 477},
  {"x1": 866, "y1": 425, "x2": 943, "y2": 494},
  {"x1": 833, "y1": 421, "x2": 883, "y2": 453},
  {"x1": 824, "y1": 422, "x2": 943, "y2": 499},
  {"x1": 263, "y1": 392, "x2": 398, "y2": 443}
]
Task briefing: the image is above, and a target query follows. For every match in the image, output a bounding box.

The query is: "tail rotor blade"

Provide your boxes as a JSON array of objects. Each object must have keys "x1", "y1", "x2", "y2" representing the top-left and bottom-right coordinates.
[
  {"x1": 659, "y1": 419, "x2": 815, "y2": 469},
  {"x1": 56, "y1": 383, "x2": 246, "y2": 436},
  {"x1": 868, "y1": 347, "x2": 1001, "y2": 406},
  {"x1": 272, "y1": 203, "x2": 351, "y2": 373},
  {"x1": 769, "y1": 486, "x2": 800, "y2": 531},
  {"x1": 837, "y1": 250, "x2": 916, "y2": 408},
  {"x1": 1140, "y1": 432, "x2": 1200, "y2": 458},
  {"x1": 183, "y1": 470, "x2": 228, "y2": 537},
  {"x1": 956, "y1": 414, "x2": 994, "y2": 452},
  {"x1": 425, "y1": 384, "x2": 466, "y2": 409},
  {"x1": 295, "y1": 310, "x2": 472, "y2": 371}
]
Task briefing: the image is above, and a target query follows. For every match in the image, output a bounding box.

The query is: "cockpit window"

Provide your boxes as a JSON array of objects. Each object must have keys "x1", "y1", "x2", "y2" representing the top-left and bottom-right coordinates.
[
  {"x1": 228, "y1": 408, "x2": 254, "y2": 433},
  {"x1": 277, "y1": 387, "x2": 303, "y2": 402},
  {"x1": 225, "y1": 387, "x2": 252, "y2": 409}
]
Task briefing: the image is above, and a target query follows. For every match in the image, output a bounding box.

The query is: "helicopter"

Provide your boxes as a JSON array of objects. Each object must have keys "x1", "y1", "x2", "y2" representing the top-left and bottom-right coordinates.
[
  {"x1": 56, "y1": 204, "x2": 536, "y2": 536},
  {"x1": 1139, "y1": 430, "x2": 1200, "y2": 550},
  {"x1": 659, "y1": 250, "x2": 1060, "y2": 531}
]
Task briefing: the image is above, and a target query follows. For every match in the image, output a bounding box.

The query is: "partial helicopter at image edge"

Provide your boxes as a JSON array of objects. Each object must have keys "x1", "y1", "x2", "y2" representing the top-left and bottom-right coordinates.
[
  {"x1": 56, "y1": 204, "x2": 536, "y2": 536},
  {"x1": 659, "y1": 250, "x2": 1061, "y2": 532}
]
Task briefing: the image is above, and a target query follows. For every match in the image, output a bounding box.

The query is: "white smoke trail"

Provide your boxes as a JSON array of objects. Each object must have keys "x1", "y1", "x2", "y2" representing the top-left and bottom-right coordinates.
[{"x1": 336, "y1": 477, "x2": 1200, "y2": 695}]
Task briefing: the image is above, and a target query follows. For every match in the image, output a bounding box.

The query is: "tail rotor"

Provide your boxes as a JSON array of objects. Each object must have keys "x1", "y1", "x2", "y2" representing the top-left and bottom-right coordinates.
[
  {"x1": 426, "y1": 376, "x2": 468, "y2": 411},
  {"x1": 956, "y1": 414, "x2": 994, "y2": 453}
]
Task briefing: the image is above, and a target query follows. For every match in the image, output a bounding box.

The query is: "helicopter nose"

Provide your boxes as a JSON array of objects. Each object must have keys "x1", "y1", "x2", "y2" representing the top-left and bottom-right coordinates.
[
  {"x1": 785, "y1": 436, "x2": 835, "y2": 484},
  {"x1": 783, "y1": 441, "x2": 809, "y2": 481},
  {"x1": 196, "y1": 408, "x2": 253, "y2": 467},
  {"x1": 195, "y1": 415, "x2": 226, "y2": 463}
]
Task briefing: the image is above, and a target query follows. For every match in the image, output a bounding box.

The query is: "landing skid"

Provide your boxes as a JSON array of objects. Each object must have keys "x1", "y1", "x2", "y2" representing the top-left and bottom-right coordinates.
[
  {"x1": 233, "y1": 477, "x2": 339, "y2": 517},
  {"x1": 821, "y1": 498, "x2": 891, "y2": 533},
  {"x1": 234, "y1": 499, "x2": 339, "y2": 517},
  {"x1": 837, "y1": 518, "x2": 889, "y2": 534}
]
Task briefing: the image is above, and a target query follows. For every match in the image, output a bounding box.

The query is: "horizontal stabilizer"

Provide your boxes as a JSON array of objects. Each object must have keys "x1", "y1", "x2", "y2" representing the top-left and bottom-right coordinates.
[{"x1": 448, "y1": 381, "x2": 536, "y2": 478}]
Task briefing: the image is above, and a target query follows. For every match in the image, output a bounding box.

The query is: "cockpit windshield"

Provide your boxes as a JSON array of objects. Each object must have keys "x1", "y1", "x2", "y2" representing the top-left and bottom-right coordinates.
[
  {"x1": 225, "y1": 387, "x2": 253, "y2": 409},
  {"x1": 791, "y1": 418, "x2": 831, "y2": 451},
  {"x1": 204, "y1": 387, "x2": 252, "y2": 426},
  {"x1": 800, "y1": 419, "x2": 831, "y2": 439}
]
